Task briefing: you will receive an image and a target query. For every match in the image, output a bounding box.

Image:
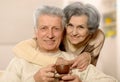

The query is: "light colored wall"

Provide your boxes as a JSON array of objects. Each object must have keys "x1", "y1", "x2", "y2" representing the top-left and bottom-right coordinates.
[{"x1": 0, "y1": 45, "x2": 14, "y2": 70}]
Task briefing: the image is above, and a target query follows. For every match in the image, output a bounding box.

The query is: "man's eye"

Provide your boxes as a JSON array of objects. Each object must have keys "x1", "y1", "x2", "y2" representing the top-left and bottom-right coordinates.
[
  {"x1": 54, "y1": 28, "x2": 59, "y2": 30},
  {"x1": 39, "y1": 26, "x2": 47, "y2": 30},
  {"x1": 53, "y1": 27, "x2": 61, "y2": 31}
]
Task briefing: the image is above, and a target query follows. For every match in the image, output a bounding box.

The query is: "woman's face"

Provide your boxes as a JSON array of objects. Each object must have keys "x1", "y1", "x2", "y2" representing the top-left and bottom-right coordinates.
[{"x1": 66, "y1": 15, "x2": 89, "y2": 45}]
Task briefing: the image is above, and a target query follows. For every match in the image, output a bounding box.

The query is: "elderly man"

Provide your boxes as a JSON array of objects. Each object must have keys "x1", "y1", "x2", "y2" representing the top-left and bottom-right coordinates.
[
  {"x1": 0, "y1": 5, "x2": 65, "y2": 82},
  {"x1": 0, "y1": 5, "x2": 117, "y2": 82}
]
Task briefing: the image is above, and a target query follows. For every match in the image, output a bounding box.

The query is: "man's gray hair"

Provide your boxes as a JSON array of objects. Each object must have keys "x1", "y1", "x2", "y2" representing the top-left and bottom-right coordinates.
[
  {"x1": 63, "y1": 2, "x2": 101, "y2": 33},
  {"x1": 34, "y1": 5, "x2": 66, "y2": 29}
]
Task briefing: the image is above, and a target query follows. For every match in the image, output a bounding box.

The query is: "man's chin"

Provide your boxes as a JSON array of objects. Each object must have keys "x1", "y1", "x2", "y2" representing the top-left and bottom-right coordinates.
[{"x1": 44, "y1": 47, "x2": 56, "y2": 51}]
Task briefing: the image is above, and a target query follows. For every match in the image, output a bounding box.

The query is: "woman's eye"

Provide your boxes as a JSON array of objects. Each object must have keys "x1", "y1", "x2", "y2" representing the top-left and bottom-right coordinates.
[
  {"x1": 78, "y1": 25, "x2": 86, "y2": 29},
  {"x1": 67, "y1": 24, "x2": 74, "y2": 28},
  {"x1": 79, "y1": 25, "x2": 84, "y2": 28}
]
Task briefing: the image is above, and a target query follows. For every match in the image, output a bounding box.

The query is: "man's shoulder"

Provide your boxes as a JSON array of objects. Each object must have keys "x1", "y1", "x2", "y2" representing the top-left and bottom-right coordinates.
[
  {"x1": 10, "y1": 57, "x2": 28, "y2": 64},
  {"x1": 84, "y1": 64, "x2": 117, "y2": 81},
  {"x1": 73, "y1": 64, "x2": 117, "y2": 82},
  {"x1": 10, "y1": 57, "x2": 39, "y2": 67}
]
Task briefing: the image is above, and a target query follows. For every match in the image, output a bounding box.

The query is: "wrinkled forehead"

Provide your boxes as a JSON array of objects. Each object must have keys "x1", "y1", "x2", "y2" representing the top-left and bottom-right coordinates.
[{"x1": 37, "y1": 14, "x2": 63, "y2": 26}]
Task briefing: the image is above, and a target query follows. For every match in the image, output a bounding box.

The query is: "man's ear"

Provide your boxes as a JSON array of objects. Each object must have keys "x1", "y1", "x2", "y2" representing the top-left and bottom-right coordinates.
[
  {"x1": 35, "y1": 31, "x2": 38, "y2": 38},
  {"x1": 34, "y1": 27, "x2": 38, "y2": 37}
]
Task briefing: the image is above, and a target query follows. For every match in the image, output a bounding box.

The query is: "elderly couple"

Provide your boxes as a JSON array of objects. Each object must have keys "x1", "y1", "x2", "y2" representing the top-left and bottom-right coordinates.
[{"x1": 1, "y1": 2, "x2": 117, "y2": 82}]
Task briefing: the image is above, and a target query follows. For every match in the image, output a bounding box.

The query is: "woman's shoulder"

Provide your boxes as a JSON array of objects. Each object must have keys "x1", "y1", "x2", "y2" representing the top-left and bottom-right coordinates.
[
  {"x1": 93, "y1": 29, "x2": 105, "y2": 40},
  {"x1": 97, "y1": 29, "x2": 105, "y2": 39},
  {"x1": 89, "y1": 29, "x2": 105, "y2": 45}
]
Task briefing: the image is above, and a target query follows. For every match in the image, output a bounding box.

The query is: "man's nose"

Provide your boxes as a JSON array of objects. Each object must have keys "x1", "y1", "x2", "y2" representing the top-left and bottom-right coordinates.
[{"x1": 47, "y1": 29, "x2": 54, "y2": 39}]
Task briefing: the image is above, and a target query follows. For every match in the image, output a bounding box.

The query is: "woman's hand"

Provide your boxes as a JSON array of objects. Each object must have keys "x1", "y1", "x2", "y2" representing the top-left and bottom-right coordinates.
[
  {"x1": 34, "y1": 64, "x2": 55, "y2": 82},
  {"x1": 71, "y1": 52, "x2": 91, "y2": 71}
]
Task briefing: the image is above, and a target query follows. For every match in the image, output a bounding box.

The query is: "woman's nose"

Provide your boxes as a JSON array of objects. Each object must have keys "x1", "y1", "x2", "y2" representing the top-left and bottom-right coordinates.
[{"x1": 72, "y1": 28, "x2": 78, "y2": 36}]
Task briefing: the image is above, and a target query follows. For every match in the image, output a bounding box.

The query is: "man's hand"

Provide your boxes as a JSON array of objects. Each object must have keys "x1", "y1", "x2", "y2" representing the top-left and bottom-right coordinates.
[
  {"x1": 71, "y1": 52, "x2": 91, "y2": 71},
  {"x1": 60, "y1": 74, "x2": 82, "y2": 82},
  {"x1": 34, "y1": 64, "x2": 55, "y2": 82}
]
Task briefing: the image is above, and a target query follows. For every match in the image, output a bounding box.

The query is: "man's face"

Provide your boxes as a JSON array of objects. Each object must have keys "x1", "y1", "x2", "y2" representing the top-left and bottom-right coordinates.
[
  {"x1": 36, "y1": 14, "x2": 63, "y2": 52},
  {"x1": 66, "y1": 15, "x2": 89, "y2": 45}
]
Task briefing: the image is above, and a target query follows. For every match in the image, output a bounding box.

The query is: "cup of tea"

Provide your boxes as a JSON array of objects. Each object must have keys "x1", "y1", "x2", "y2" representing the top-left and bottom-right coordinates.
[{"x1": 55, "y1": 64, "x2": 70, "y2": 74}]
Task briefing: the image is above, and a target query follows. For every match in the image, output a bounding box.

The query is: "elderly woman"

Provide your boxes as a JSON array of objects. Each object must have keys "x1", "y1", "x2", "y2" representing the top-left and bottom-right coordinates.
[
  {"x1": 62, "y1": 2, "x2": 105, "y2": 66},
  {"x1": 13, "y1": 2, "x2": 105, "y2": 71}
]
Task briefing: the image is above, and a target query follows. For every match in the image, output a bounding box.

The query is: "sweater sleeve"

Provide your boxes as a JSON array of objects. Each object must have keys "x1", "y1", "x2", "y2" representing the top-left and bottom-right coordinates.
[
  {"x1": 91, "y1": 29, "x2": 105, "y2": 65},
  {"x1": 84, "y1": 29, "x2": 105, "y2": 65},
  {"x1": 13, "y1": 39, "x2": 58, "y2": 66},
  {"x1": 0, "y1": 57, "x2": 22, "y2": 82}
]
